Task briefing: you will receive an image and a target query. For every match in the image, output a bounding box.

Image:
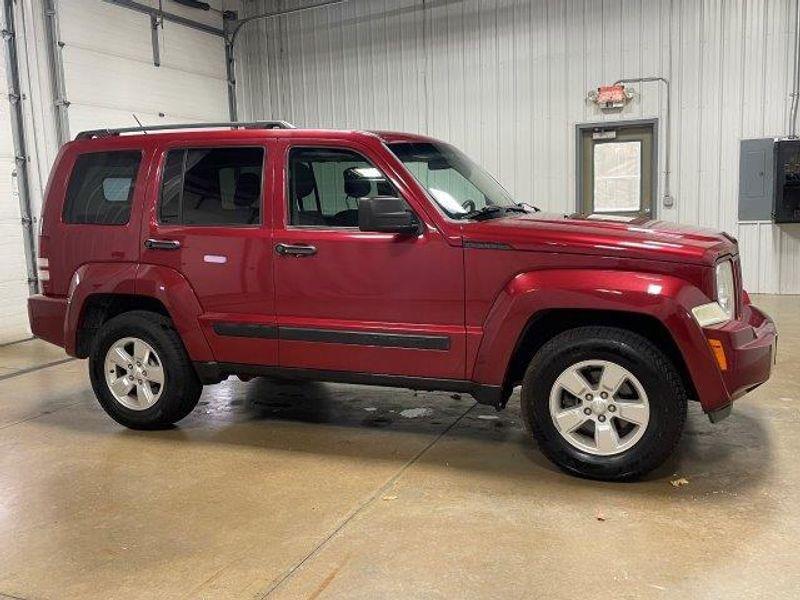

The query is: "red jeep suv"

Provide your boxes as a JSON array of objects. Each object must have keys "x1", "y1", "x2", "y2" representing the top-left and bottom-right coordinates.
[{"x1": 28, "y1": 122, "x2": 777, "y2": 480}]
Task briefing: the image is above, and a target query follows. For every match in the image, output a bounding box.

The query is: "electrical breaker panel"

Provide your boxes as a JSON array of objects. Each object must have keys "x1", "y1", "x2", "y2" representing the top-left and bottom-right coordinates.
[{"x1": 739, "y1": 138, "x2": 800, "y2": 223}]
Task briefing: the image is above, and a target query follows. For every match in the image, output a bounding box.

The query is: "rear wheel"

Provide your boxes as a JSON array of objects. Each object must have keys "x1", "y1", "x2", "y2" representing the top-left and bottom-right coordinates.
[
  {"x1": 89, "y1": 310, "x2": 202, "y2": 429},
  {"x1": 521, "y1": 326, "x2": 687, "y2": 481}
]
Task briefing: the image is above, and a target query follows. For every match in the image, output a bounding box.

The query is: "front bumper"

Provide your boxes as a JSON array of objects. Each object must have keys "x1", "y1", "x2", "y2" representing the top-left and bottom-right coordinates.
[{"x1": 702, "y1": 303, "x2": 777, "y2": 419}]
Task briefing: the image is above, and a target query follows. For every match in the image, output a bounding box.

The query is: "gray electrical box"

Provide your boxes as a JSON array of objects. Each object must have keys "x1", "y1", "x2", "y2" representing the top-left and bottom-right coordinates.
[
  {"x1": 738, "y1": 138, "x2": 774, "y2": 220},
  {"x1": 739, "y1": 137, "x2": 800, "y2": 222}
]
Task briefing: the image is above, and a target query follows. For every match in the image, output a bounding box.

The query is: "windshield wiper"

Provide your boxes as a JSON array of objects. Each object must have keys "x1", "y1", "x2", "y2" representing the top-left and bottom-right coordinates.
[
  {"x1": 515, "y1": 202, "x2": 541, "y2": 212},
  {"x1": 460, "y1": 204, "x2": 539, "y2": 221},
  {"x1": 460, "y1": 205, "x2": 504, "y2": 220}
]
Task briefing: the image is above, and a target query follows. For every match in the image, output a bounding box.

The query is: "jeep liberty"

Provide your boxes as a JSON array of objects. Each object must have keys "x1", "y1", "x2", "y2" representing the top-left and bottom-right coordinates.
[{"x1": 28, "y1": 122, "x2": 778, "y2": 480}]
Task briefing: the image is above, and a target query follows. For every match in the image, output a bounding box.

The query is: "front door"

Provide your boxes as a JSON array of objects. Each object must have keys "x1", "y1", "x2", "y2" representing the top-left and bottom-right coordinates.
[
  {"x1": 578, "y1": 123, "x2": 656, "y2": 218},
  {"x1": 271, "y1": 139, "x2": 465, "y2": 380},
  {"x1": 141, "y1": 139, "x2": 278, "y2": 366}
]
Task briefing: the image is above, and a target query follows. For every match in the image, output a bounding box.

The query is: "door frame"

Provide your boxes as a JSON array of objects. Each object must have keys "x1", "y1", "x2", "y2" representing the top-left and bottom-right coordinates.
[{"x1": 575, "y1": 118, "x2": 659, "y2": 217}]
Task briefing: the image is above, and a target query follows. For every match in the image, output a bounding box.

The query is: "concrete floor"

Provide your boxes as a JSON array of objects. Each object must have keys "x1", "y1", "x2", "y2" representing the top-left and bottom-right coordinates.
[{"x1": 0, "y1": 295, "x2": 798, "y2": 600}]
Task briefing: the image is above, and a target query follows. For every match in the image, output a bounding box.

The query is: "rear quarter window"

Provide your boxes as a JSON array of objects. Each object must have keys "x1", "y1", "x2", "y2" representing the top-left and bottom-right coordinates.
[{"x1": 62, "y1": 151, "x2": 142, "y2": 225}]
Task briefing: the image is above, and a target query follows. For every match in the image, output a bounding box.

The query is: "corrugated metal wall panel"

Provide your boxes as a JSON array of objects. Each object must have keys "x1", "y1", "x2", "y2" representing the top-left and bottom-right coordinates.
[{"x1": 236, "y1": 0, "x2": 799, "y2": 293}]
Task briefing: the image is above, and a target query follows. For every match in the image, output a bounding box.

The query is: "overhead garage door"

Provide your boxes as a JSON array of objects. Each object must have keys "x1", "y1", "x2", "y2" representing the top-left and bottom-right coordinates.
[
  {"x1": 58, "y1": 0, "x2": 228, "y2": 135},
  {"x1": 0, "y1": 1, "x2": 228, "y2": 344},
  {"x1": 0, "y1": 34, "x2": 33, "y2": 343}
]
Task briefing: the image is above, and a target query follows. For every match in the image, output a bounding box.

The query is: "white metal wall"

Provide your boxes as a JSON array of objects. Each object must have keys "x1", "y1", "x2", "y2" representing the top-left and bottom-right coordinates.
[{"x1": 236, "y1": 0, "x2": 800, "y2": 294}]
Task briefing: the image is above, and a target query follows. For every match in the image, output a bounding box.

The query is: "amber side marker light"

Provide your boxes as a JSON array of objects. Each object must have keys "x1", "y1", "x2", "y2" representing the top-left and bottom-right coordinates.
[{"x1": 708, "y1": 339, "x2": 728, "y2": 371}]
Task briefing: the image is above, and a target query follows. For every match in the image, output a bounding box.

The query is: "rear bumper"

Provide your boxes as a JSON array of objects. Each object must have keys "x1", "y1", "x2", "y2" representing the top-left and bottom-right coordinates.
[
  {"x1": 28, "y1": 294, "x2": 68, "y2": 349},
  {"x1": 702, "y1": 303, "x2": 777, "y2": 418}
]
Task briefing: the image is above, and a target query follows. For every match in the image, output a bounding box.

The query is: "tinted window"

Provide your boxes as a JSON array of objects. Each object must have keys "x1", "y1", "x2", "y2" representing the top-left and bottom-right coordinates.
[
  {"x1": 63, "y1": 151, "x2": 141, "y2": 224},
  {"x1": 159, "y1": 147, "x2": 264, "y2": 226},
  {"x1": 288, "y1": 148, "x2": 398, "y2": 227}
]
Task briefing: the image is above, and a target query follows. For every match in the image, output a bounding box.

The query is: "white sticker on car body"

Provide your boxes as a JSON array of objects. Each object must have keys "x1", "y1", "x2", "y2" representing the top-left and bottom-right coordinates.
[{"x1": 203, "y1": 255, "x2": 227, "y2": 264}]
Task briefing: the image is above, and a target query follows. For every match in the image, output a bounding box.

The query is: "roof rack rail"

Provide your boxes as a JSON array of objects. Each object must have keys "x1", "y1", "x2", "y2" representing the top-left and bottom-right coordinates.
[{"x1": 75, "y1": 120, "x2": 296, "y2": 140}]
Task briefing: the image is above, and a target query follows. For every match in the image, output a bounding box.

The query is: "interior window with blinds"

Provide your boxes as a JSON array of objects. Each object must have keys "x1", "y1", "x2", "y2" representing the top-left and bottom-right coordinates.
[
  {"x1": 592, "y1": 141, "x2": 642, "y2": 213},
  {"x1": 62, "y1": 151, "x2": 142, "y2": 225}
]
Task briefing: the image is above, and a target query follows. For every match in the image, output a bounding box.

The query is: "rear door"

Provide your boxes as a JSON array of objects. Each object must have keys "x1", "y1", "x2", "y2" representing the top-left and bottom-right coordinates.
[
  {"x1": 271, "y1": 137, "x2": 466, "y2": 380},
  {"x1": 141, "y1": 137, "x2": 278, "y2": 366}
]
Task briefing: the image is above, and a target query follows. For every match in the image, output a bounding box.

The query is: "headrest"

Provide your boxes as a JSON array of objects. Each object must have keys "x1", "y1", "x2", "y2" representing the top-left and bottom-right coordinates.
[
  {"x1": 293, "y1": 162, "x2": 315, "y2": 199},
  {"x1": 233, "y1": 173, "x2": 260, "y2": 207},
  {"x1": 376, "y1": 180, "x2": 393, "y2": 196},
  {"x1": 344, "y1": 168, "x2": 371, "y2": 199}
]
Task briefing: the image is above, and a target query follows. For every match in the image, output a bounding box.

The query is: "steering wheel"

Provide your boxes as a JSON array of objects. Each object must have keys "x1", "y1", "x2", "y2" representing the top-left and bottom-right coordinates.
[{"x1": 461, "y1": 199, "x2": 476, "y2": 213}]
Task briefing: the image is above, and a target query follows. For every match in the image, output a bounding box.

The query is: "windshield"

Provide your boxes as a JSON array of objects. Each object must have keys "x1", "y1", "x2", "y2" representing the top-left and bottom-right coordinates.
[{"x1": 388, "y1": 141, "x2": 520, "y2": 219}]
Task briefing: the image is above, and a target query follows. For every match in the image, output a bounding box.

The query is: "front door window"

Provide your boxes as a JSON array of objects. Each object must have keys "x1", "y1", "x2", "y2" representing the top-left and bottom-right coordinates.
[{"x1": 288, "y1": 147, "x2": 398, "y2": 228}]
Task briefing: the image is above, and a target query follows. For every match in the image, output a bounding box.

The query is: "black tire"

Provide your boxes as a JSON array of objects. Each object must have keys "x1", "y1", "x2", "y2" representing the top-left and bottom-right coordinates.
[
  {"x1": 521, "y1": 326, "x2": 687, "y2": 481},
  {"x1": 89, "y1": 310, "x2": 202, "y2": 430}
]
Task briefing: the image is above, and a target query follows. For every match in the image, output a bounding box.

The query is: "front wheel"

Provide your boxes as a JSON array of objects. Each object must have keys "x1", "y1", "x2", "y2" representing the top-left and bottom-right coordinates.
[
  {"x1": 89, "y1": 310, "x2": 202, "y2": 430},
  {"x1": 521, "y1": 326, "x2": 687, "y2": 481}
]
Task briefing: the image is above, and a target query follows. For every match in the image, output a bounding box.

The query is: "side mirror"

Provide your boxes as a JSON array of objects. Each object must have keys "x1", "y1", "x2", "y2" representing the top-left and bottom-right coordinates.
[{"x1": 358, "y1": 197, "x2": 421, "y2": 235}]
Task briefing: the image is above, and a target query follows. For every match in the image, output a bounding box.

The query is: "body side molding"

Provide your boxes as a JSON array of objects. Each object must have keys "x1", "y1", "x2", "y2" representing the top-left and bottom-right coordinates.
[{"x1": 212, "y1": 323, "x2": 451, "y2": 350}]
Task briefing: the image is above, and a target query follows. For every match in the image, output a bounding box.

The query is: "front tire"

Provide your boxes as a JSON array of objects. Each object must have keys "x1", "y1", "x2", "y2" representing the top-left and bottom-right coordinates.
[
  {"x1": 89, "y1": 310, "x2": 202, "y2": 430},
  {"x1": 521, "y1": 326, "x2": 687, "y2": 481}
]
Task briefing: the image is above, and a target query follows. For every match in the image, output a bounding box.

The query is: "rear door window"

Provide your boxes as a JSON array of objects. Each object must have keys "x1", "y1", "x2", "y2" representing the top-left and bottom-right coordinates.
[
  {"x1": 159, "y1": 147, "x2": 264, "y2": 226},
  {"x1": 62, "y1": 151, "x2": 142, "y2": 225}
]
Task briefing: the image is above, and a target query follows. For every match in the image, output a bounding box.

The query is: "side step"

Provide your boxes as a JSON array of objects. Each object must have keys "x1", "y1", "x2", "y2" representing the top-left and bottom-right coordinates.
[{"x1": 194, "y1": 362, "x2": 506, "y2": 408}]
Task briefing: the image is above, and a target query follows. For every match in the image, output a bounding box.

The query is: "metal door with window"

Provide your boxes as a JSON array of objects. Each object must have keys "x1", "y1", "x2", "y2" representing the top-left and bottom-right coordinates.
[
  {"x1": 577, "y1": 122, "x2": 656, "y2": 218},
  {"x1": 271, "y1": 138, "x2": 466, "y2": 380}
]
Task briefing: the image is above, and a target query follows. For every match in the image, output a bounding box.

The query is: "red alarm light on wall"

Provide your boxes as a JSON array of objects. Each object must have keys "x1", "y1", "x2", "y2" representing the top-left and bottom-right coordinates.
[{"x1": 587, "y1": 84, "x2": 633, "y2": 110}]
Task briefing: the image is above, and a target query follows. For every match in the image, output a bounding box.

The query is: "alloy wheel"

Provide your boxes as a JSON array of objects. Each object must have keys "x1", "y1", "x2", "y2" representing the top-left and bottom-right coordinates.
[
  {"x1": 548, "y1": 359, "x2": 650, "y2": 456},
  {"x1": 104, "y1": 337, "x2": 165, "y2": 411}
]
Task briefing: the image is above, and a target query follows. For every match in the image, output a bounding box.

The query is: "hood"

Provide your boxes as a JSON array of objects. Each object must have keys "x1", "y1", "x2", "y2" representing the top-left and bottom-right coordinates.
[{"x1": 463, "y1": 212, "x2": 737, "y2": 265}]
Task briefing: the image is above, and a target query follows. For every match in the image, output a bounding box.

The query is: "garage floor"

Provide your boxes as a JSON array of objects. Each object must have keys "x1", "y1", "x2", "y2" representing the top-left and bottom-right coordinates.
[{"x1": 0, "y1": 295, "x2": 798, "y2": 600}]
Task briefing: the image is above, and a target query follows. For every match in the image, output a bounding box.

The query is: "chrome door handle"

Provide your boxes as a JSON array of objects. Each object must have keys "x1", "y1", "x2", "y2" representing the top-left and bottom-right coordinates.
[
  {"x1": 275, "y1": 243, "x2": 317, "y2": 257},
  {"x1": 144, "y1": 238, "x2": 181, "y2": 250}
]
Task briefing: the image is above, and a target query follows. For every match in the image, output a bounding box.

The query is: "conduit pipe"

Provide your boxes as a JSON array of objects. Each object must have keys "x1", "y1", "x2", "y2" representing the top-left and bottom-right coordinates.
[{"x1": 614, "y1": 77, "x2": 673, "y2": 210}]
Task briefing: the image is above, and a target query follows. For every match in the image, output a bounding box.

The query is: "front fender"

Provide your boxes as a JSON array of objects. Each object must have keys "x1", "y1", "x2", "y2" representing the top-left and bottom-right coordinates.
[{"x1": 471, "y1": 269, "x2": 728, "y2": 410}]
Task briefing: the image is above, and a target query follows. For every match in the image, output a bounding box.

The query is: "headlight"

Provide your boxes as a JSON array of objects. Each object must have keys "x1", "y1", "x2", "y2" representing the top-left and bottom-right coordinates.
[
  {"x1": 691, "y1": 260, "x2": 736, "y2": 327},
  {"x1": 715, "y1": 260, "x2": 736, "y2": 320}
]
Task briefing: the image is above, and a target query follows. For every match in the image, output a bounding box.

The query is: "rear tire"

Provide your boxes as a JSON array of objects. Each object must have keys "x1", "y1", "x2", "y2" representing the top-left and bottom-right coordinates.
[
  {"x1": 521, "y1": 326, "x2": 687, "y2": 481},
  {"x1": 89, "y1": 310, "x2": 202, "y2": 430}
]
